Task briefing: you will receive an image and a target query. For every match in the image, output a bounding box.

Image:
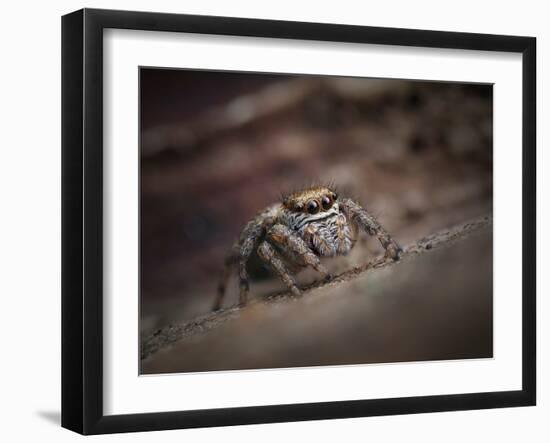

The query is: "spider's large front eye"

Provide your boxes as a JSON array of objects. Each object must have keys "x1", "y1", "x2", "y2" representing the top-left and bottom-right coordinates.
[
  {"x1": 306, "y1": 200, "x2": 319, "y2": 214},
  {"x1": 321, "y1": 196, "x2": 332, "y2": 210}
]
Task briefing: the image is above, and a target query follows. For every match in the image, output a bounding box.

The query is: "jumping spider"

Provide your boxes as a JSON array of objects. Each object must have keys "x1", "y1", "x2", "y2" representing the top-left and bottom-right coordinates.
[{"x1": 213, "y1": 185, "x2": 402, "y2": 311}]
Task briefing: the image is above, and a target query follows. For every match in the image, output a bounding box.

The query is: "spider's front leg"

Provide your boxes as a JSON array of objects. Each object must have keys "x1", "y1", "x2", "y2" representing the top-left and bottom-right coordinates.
[
  {"x1": 266, "y1": 224, "x2": 332, "y2": 281},
  {"x1": 340, "y1": 198, "x2": 403, "y2": 260},
  {"x1": 257, "y1": 241, "x2": 301, "y2": 297},
  {"x1": 235, "y1": 211, "x2": 275, "y2": 307},
  {"x1": 213, "y1": 213, "x2": 270, "y2": 310}
]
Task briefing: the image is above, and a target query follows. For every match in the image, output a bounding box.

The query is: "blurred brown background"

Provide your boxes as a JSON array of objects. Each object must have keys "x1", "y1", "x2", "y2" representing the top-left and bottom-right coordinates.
[{"x1": 139, "y1": 69, "x2": 493, "y2": 374}]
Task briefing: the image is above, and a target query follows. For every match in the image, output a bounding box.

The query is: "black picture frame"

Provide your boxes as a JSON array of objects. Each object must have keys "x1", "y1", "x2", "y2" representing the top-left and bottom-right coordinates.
[{"x1": 62, "y1": 8, "x2": 536, "y2": 435}]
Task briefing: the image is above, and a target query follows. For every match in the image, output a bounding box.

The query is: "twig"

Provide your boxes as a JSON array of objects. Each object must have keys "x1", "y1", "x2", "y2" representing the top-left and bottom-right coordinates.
[{"x1": 141, "y1": 215, "x2": 492, "y2": 360}]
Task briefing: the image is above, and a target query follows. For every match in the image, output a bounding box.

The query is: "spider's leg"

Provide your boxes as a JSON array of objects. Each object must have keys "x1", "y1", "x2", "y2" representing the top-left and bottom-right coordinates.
[
  {"x1": 340, "y1": 198, "x2": 402, "y2": 260},
  {"x1": 303, "y1": 223, "x2": 338, "y2": 257},
  {"x1": 267, "y1": 224, "x2": 331, "y2": 280},
  {"x1": 257, "y1": 241, "x2": 301, "y2": 297},
  {"x1": 212, "y1": 249, "x2": 238, "y2": 311},
  {"x1": 237, "y1": 214, "x2": 272, "y2": 307}
]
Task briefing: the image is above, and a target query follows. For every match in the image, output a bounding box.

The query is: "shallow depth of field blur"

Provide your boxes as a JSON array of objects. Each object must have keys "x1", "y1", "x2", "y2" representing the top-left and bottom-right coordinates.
[{"x1": 140, "y1": 69, "x2": 493, "y2": 374}]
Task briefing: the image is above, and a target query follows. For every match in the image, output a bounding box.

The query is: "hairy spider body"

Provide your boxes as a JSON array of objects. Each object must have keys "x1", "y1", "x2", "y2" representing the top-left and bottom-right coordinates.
[
  {"x1": 281, "y1": 203, "x2": 354, "y2": 257},
  {"x1": 213, "y1": 186, "x2": 402, "y2": 310}
]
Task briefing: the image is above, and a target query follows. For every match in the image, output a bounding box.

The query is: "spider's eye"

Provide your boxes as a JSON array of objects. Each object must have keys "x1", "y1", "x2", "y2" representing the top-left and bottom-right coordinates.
[
  {"x1": 321, "y1": 196, "x2": 332, "y2": 210},
  {"x1": 306, "y1": 200, "x2": 319, "y2": 214},
  {"x1": 294, "y1": 203, "x2": 304, "y2": 212},
  {"x1": 331, "y1": 192, "x2": 338, "y2": 200}
]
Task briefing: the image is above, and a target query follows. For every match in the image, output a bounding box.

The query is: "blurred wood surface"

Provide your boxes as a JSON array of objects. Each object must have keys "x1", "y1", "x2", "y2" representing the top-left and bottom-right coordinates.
[{"x1": 141, "y1": 216, "x2": 492, "y2": 374}]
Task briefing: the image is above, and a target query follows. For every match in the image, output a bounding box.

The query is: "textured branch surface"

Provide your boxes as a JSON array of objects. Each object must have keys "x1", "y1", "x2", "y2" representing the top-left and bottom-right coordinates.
[{"x1": 141, "y1": 215, "x2": 491, "y2": 361}]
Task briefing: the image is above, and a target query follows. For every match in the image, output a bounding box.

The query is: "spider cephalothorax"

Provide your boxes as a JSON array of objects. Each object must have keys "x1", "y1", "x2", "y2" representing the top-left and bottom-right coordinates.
[{"x1": 213, "y1": 185, "x2": 402, "y2": 310}]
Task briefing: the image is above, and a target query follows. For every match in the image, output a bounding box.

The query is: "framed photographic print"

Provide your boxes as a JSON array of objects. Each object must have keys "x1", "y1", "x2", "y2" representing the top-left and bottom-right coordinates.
[{"x1": 62, "y1": 8, "x2": 536, "y2": 435}]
